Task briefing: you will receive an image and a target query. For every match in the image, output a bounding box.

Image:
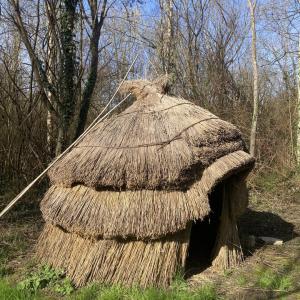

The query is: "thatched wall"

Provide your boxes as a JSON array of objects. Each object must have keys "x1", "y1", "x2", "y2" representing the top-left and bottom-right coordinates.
[
  {"x1": 36, "y1": 224, "x2": 190, "y2": 287},
  {"x1": 36, "y1": 151, "x2": 254, "y2": 287}
]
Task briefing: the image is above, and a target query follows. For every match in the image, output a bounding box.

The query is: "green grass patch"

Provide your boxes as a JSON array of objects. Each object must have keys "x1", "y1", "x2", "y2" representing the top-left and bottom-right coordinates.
[
  {"x1": 0, "y1": 278, "x2": 43, "y2": 300},
  {"x1": 252, "y1": 172, "x2": 283, "y2": 192},
  {"x1": 17, "y1": 265, "x2": 219, "y2": 299},
  {"x1": 255, "y1": 268, "x2": 293, "y2": 291},
  {"x1": 70, "y1": 279, "x2": 219, "y2": 300}
]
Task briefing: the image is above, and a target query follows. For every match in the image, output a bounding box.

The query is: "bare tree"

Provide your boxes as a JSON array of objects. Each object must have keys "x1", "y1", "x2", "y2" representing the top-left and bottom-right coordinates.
[
  {"x1": 7, "y1": 0, "x2": 110, "y2": 155},
  {"x1": 45, "y1": 0, "x2": 58, "y2": 158},
  {"x1": 248, "y1": 0, "x2": 259, "y2": 156},
  {"x1": 75, "y1": 0, "x2": 108, "y2": 138},
  {"x1": 296, "y1": 0, "x2": 300, "y2": 164}
]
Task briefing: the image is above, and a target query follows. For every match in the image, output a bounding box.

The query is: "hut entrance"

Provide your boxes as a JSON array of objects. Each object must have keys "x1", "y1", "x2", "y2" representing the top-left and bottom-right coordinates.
[{"x1": 185, "y1": 181, "x2": 224, "y2": 277}]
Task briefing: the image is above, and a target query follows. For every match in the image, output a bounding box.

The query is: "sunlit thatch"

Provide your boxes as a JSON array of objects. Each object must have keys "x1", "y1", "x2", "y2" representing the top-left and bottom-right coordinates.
[{"x1": 37, "y1": 78, "x2": 255, "y2": 287}]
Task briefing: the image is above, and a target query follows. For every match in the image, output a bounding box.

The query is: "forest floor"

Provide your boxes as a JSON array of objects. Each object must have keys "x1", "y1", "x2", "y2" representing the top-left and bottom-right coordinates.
[{"x1": 0, "y1": 171, "x2": 299, "y2": 300}]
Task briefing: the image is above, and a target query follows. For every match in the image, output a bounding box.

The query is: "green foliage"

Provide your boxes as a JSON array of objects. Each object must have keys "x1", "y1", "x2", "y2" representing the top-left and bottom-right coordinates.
[
  {"x1": 255, "y1": 268, "x2": 293, "y2": 291},
  {"x1": 70, "y1": 281, "x2": 219, "y2": 300},
  {"x1": 19, "y1": 265, "x2": 74, "y2": 295},
  {"x1": 0, "y1": 279, "x2": 42, "y2": 300},
  {"x1": 53, "y1": 278, "x2": 75, "y2": 295}
]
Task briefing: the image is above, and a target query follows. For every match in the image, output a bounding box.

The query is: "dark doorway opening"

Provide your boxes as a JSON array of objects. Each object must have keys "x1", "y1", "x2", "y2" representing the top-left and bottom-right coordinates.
[{"x1": 185, "y1": 182, "x2": 224, "y2": 277}]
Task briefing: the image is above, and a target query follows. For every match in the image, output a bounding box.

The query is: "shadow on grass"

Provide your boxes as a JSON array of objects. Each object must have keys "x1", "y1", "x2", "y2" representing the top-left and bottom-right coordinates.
[
  {"x1": 239, "y1": 209, "x2": 297, "y2": 242},
  {"x1": 235, "y1": 209, "x2": 300, "y2": 299}
]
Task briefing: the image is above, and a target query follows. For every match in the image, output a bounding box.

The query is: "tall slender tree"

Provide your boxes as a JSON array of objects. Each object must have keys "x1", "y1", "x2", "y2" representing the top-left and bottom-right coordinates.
[{"x1": 248, "y1": 0, "x2": 259, "y2": 156}]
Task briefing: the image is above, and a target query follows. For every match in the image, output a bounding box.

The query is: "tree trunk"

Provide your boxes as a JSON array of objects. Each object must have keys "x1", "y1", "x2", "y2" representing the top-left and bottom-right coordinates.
[
  {"x1": 159, "y1": 0, "x2": 175, "y2": 76},
  {"x1": 248, "y1": 0, "x2": 259, "y2": 157},
  {"x1": 46, "y1": 1, "x2": 57, "y2": 160},
  {"x1": 74, "y1": 0, "x2": 107, "y2": 138},
  {"x1": 296, "y1": 32, "x2": 300, "y2": 165},
  {"x1": 9, "y1": 0, "x2": 58, "y2": 115},
  {"x1": 164, "y1": 0, "x2": 175, "y2": 74},
  {"x1": 74, "y1": 34, "x2": 99, "y2": 138},
  {"x1": 55, "y1": 0, "x2": 78, "y2": 155}
]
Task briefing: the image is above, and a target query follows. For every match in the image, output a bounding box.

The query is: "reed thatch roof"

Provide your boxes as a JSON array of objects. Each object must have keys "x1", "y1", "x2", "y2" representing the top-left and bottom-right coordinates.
[
  {"x1": 37, "y1": 78, "x2": 255, "y2": 287},
  {"x1": 42, "y1": 151, "x2": 253, "y2": 240},
  {"x1": 48, "y1": 79, "x2": 247, "y2": 190}
]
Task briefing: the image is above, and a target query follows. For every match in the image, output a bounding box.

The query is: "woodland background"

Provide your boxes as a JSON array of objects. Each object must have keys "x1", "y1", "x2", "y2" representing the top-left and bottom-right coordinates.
[
  {"x1": 0, "y1": 0, "x2": 299, "y2": 197},
  {"x1": 0, "y1": 1, "x2": 300, "y2": 298}
]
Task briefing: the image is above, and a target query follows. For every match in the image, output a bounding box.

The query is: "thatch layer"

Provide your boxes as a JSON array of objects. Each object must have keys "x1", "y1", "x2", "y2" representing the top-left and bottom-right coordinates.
[
  {"x1": 211, "y1": 182, "x2": 243, "y2": 270},
  {"x1": 41, "y1": 151, "x2": 254, "y2": 239},
  {"x1": 41, "y1": 186, "x2": 209, "y2": 240},
  {"x1": 48, "y1": 86, "x2": 245, "y2": 189},
  {"x1": 36, "y1": 224, "x2": 190, "y2": 287}
]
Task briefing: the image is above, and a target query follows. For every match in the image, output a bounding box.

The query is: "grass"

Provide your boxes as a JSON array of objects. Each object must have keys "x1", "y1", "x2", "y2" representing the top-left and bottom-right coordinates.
[
  {"x1": 235, "y1": 274, "x2": 247, "y2": 286},
  {"x1": 18, "y1": 265, "x2": 74, "y2": 295},
  {"x1": 0, "y1": 271, "x2": 220, "y2": 300},
  {"x1": 0, "y1": 230, "x2": 27, "y2": 278},
  {"x1": 255, "y1": 267, "x2": 293, "y2": 291},
  {"x1": 69, "y1": 281, "x2": 219, "y2": 300},
  {"x1": 0, "y1": 278, "x2": 43, "y2": 300}
]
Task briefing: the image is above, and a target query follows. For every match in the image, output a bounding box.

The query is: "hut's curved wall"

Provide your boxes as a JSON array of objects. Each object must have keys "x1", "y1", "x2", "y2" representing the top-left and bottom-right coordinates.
[{"x1": 36, "y1": 224, "x2": 190, "y2": 287}]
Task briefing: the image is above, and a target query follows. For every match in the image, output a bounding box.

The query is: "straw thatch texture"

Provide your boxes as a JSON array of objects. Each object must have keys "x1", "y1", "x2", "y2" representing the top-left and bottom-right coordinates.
[
  {"x1": 36, "y1": 223, "x2": 190, "y2": 287},
  {"x1": 48, "y1": 80, "x2": 246, "y2": 190},
  {"x1": 41, "y1": 151, "x2": 254, "y2": 240},
  {"x1": 210, "y1": 181, "x2": 244, "y2": 270},
  {"x1": 37, "y1": 78, "x2": 255, "y2": 288}
]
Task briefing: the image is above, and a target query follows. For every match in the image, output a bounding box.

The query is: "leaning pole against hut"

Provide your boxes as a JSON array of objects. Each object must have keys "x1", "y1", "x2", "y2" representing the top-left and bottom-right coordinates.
[{"x1": 36, "y1": 77, "x2": 255, "y2": 287}]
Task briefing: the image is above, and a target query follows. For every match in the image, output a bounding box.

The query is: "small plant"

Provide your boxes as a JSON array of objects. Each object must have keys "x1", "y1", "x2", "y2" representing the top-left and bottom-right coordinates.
[
  {"x1": 54, "y1": 278, "x2": 74, "y2": 295},
  {"x1": 19, "y1": 264, "x2": 74, "y2": 295},
  {"x1": 0, "y1": 263, "x2": 12, "y2": 278},
  {"x1": 195, "y1": 285, "x2": 219, "y2": 300},
  {"x1": 223, "y1": 269, "x2": 233, "y2": 277},
  {"x1": 170, "y1": 271, "x2": 189, "y2": 292}
]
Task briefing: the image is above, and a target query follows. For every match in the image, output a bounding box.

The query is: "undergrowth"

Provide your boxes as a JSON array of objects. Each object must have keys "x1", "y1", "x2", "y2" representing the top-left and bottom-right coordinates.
[
  {"x1": 0, "y1": 278, "x2": 42, "y2": 300},
  {"x1": 70, "y1": 280, "x2": 219, "y2": 300},
  {"x1": 255, "y1": 267, "x2": 293, "y2": 291},
  {"x1": 19, "y1": 265, "x2": 74, "y2": 295},
  {"x1": 251, "y1": 169, "x2": 300, "y2": 196},
  {"x1": 0, "y1": 230, "x2": 27, "y2": 278},
  {"x1": 0, "y1": 265, "x2": 220, "y2": 300},
  {"x1": 235, "y1": 265, "x2": 295, "y2": 295}
]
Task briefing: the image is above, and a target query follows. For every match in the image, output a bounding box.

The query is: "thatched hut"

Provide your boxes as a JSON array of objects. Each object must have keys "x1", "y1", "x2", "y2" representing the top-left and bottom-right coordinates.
[{"x1": 36, "y1": 78, "x2": 255, "y2": 288}]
